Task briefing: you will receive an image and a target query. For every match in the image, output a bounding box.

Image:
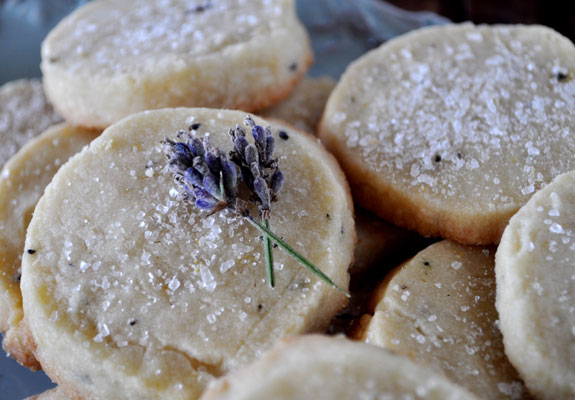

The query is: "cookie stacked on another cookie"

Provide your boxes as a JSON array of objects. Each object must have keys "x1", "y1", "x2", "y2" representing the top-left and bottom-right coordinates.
[
  {"x1": 320, "y1": 23, "x2": 575, "y2": 245},
  {"x1": 0, "y1": 123, "x2": 100, "y2": 369},
  {"x1": 42, "y1": 0, "x2": 313, "y2": 129},
  {"x1": 20, "y1": 109, "x2": 355, "y2": 399}
]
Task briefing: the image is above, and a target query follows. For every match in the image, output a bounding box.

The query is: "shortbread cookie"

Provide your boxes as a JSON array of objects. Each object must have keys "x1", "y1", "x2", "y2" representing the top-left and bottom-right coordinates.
[
  {"x1": 202, "y1": 335, "x2": 477, "y2": 400},
  {"x1": 360, "y1": 241, "x2": 530, "y2": 400},
  {"x1": 0, "y1": 123, "x2": 99, "y2": 369},
  {"x1": 26, "y1": 387, "x2": 70, "y2": 400},
  {"x1": 0, "y1": 79, "x2": 62, "y2": 169},
  {"x1": 41, "y1": 0, "x2": 312, "y2": 129},
  {"x1": 319, "y1": 23, "x2": 575, "y2": 245},
  {"x1": 496, "y1": 171, "x2": 575, "y2": 399},
  {"x1": 21, "y1": 108, "x2": 354, "y2": 399},
  {"x1": 261, "y1": 76, "x2": 335, "y2": 133}
]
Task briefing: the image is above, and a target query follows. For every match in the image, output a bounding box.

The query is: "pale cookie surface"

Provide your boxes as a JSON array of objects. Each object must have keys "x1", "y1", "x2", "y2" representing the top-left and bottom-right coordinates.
[
  {"x1": 319, "y1": 23, "x2": 575, "y2": 244},
  {"x1": 42, "y1": 0, "x2": 312, "y2": 129},
  {"x1": 21, "y1": 109, "x2": 354, "y2": 400},
  {"x1": 496, "y1": 171, "x2": 575, "y2": 400},
  {"x1": 25, "y1": 387, "x2": 71, "y2": 400},
  {"x1": 202, "y1": 335, "x2": 477, "y2": 400},
  {"x1": 261, "y1": 76, "x2": 335, "y2": 133},
  {"x1": 0, "y1": 79, "x2": 62, "y2": 170},
  {"x1": 0, "y1": 123, "x2": 99, "y2": 369},
  {"x1": 362, "y1": 240, "x2": 530, "y2": 400}
]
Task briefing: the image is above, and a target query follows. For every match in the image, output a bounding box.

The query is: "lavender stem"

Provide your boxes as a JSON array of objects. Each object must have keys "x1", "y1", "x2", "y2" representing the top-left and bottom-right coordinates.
[{"x1": 244, "y1": 214, "x2": 350, "y2": 298}]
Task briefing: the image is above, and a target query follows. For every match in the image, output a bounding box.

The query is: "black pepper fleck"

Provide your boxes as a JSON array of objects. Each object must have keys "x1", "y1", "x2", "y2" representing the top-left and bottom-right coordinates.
[
  {"x1": 557, "y1": 71, "x2": 569, "y2": 82},
  {"x1": 434, "y1": 154, "x2": 442, "y2": 163},
  {"x1": 289, "y1": 62, "x2": 298, "y2": 72},
  {"x1": 400, "y1": 284, "x2": 407, "y2": 290},
  {"x1": 326, "y1": 213, "x2": 331, "y2": 220},
  {"x1": 27, "y1": 249, "x2": 36, "y2": 255},
  {"x1": 257, "y1": 304, "x2": 263, "y2": 311},
  {"x1": 423, "y1": 261, "x2": 430, "y2": 266},
  {"x1": 279, "y1": 131, "x2": 289, "y2": 140},
  {"x1": 189, "y1": 123, "x2": 201, "y2": 131},
  {"x1": 457, "y1": 152, "x2": 462, "y2": 159},
  {"x1": 129, "y1": 319, "x2": 137, "y2": 326}
]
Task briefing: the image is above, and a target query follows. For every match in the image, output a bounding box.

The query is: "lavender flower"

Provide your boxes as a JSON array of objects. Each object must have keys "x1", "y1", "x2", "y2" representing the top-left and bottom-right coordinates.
[
  {"x1": 163, "y1": 133, "x2": 237, "y2": 214},
  {"x1": 228, "y1": 115, "x2": 284, "y2": 217},
  {"x1": 162, "y1": 116, "x2": 349, "y2": 297}
]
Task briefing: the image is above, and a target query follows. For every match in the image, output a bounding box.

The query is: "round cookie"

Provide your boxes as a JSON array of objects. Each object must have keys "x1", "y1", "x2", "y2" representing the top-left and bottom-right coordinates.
[
  {"x1": 319, "y1": 23, "x2": 575, "y2": 245},
  {"x1": 260, "y1": 76, "x2": 335, "y2": 134},
  {"x1": 0, "y1": 123, "x2": 100, "y2": 369},
  {"x1": 0, "y1": 79, "x2": 62, "y2": 170},
  {"x1": 25, "y1": 387, "x2": 70, "y2": 400},
  {"x1": 496, "y1": 171, "x2": 575, "y2": 399},
  {"x1": 41, "y1": 0, "x2": 312, "y2": 129},
  {"x1": 21, "y1": 108, "x2": 354, "y2": 400},
  {"x1": 360, "y1": 241, "x2": 530, "y2": 400},
  {"x1": 201, "y1": 335, "x2": 477, "y2": 400}
]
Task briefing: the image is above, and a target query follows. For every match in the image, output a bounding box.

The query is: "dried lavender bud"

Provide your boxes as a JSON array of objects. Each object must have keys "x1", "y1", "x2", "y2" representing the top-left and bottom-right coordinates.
[
  {"x1": 264, "y1": 134, "x2": 275, "y2": 163},
  {"x1": 184, "y1": 167, "x2": 203, "y2": 188},
  {"x1": 252, "y1": 125, "x2": 266, "y2": 152},
  {"x1": 222, "y1": 160, "x2": 238, "y2": 200},
  {"x1": 203, "y1": 173, "x2": 224, "y2": 201},
  {"x1": 244, "y1": 115, "x2": 256, "y2": 128},
  {"x1": 193, "y1": 156, "x2": 209, "y2": 176},
  {"x1": 188, "y1": 137, "x2": 205, "y2": 158},
  {"x1": 193, "y1": 187, "x2": 219, "y2": 210},
  {"x1": 233, "y1": 136, "x2": 249, "y2": 158},
  {"x1": 253, "y1": 176, "x2": 271, "y2": 211},
  {"x1": 205, "y1": 150, "x2": 222, "y2": 175},
  {"x1": 235, "y1": 124, "x2": 246, "y2": 137},
  {"x1": 270, "y1": 169, "x2": 284, "y2": 195},
  {"x1": 245, "y1": 144, "x2": 259, "y2": 167}
]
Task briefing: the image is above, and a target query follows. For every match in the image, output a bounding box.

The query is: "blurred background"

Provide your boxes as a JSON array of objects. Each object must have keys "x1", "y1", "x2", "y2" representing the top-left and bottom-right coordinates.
[{"x1": 387, "y1": 0, "x2": 575, "y2": 42}]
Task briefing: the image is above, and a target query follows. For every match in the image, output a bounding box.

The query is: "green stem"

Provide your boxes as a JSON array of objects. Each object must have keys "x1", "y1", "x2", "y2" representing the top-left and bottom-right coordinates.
[
  {"x1": 245, "y1": 215, "x2": 350, "y2": 298},
  {"x1": 264, "y1": 219, "x2": 275, "y2": 288}
]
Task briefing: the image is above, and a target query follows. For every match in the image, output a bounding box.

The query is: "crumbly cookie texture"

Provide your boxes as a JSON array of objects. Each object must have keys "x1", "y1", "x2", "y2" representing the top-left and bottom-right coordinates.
[
  {"x1": 261, "y1": 76, "x2": 335, "y2": 134},
  {"x1": 0, "y1": 79, "x2": 62, "y2": 171},
  {"x1": 201, "y1": 335, "x2": 477, "y2": 400},
  {"x1": 21, "y1": 108, "x2": 354, "y2": 400},
  {"x1": 0, "y1": 123, "x2": 99, "y2": 369},
  {"x1": 360, "y1": 241, "x2": 530, "y2": 400},
  {"x1": 496, "y1": 171, "x2": 575, "y2": 400},
  {"x1": 319, "y1": 23, "x2": 575, "y2": 245},
  {"x1": 41, "y1": 0, "x2": 312, "y2": 129}
]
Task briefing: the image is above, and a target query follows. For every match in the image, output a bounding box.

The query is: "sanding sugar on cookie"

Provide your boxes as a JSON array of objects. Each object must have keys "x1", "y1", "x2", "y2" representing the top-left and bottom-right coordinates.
[
  {"x1": 359, "y1": 240, "x2": 531, "y2": 400},
  {"x1": 21, "y1": 108, "x2": 354, "y2": 400},
  {"x1": 42, "y1": 0, "x2": 313, "y2": 129},
  {"x1": 319, "y1": 23, "x2": 575, "y2": 245},
  {"x1": 0, "y1": 79, "x2": 62, "y2": 170},
  {"x1": 0, "y1": 123, "x2": 100, "y2": 370},
  {"x1": 496, "y1": 171, "x2": 575, "y2": 400}
]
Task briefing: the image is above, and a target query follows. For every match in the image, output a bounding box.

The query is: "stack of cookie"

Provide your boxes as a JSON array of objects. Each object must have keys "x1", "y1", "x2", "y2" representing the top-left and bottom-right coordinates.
[{"x1": 0, "y1": 1, "x2": 573, "y2": 399}]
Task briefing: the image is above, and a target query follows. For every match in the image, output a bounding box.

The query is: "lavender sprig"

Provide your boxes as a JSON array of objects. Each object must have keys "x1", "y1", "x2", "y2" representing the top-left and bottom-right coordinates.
[{"x1": 162, "y1": 116, "x2": 349, "y2": 297}]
